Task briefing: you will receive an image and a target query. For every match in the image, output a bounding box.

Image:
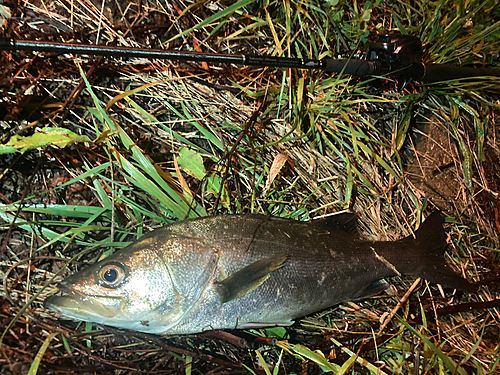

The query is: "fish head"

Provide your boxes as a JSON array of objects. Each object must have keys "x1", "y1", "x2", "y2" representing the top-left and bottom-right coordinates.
[{"x1": 44, "y1": 243, "x2": 188, "y2": 333}]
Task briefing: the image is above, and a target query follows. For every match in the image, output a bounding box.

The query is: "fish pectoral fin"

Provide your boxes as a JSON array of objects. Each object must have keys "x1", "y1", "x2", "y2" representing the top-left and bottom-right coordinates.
[{"x1": 216, "y1": 254, "x2": 288, "y2": 304}]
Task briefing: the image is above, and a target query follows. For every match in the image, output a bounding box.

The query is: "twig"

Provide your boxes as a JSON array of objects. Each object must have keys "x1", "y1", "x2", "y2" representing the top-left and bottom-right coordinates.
[
  {"x1": 379, "y1": 278, "x2": 421, "y2": 332},
  {"x1": 211, "y1": 100, "x2": 263, "y2": 214}
]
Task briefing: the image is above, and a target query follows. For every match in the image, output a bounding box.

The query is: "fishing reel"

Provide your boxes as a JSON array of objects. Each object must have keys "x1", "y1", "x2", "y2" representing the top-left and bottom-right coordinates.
[{"x1": 353, "y1": 34, "x2": 423, "y2": 90}]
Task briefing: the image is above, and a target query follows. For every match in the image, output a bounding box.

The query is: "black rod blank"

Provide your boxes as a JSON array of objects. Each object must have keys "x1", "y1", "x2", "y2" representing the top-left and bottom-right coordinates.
[{"x1": 0, "y1": 38, "x2": 327, "y2": 70}]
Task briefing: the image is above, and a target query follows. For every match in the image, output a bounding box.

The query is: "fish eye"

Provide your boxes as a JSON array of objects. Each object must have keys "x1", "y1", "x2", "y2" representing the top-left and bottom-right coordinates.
[{"x1": 98, "y1": 263, "x2": 126, "y2": 288}]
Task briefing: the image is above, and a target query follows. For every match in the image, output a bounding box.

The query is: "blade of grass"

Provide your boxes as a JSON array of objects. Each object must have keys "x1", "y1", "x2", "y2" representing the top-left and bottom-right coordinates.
[
  {"x1": 277, "y1": 341, "x2": 341, "y2": 372},
  {"x1": 165, "y1": 0, "x2": 256, "y2": 44},
  {"x1": 77, "y1": 62, "x2": 204, "y2": 219},
  {"x1": 396, "y1": 315, "x2": 468, "y2": 375},
  {"x1": 27, "y1": 332, "x2": 60, "y2": 375},
  {"x1": 255, "y1": 350, "x2": 272, "y2": 375},
  {"x1": 331, "y1": 337, "x2": 389, "y2": 375}
]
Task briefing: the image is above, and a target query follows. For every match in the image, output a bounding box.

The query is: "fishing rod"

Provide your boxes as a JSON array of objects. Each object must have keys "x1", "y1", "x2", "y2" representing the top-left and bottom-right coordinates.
[{"x1": 1, "y1": 34, "x2": 500, "y2": 89}]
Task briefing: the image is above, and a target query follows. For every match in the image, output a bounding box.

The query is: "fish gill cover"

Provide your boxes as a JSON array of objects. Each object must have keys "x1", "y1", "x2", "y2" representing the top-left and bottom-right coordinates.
[{"x1": 0, "y1": 0, "x2": 499, "y2": 374}]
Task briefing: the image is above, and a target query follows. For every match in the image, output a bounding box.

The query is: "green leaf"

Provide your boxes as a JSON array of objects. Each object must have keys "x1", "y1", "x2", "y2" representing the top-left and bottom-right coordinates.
[
  {"x1": 177, "y1": 148, "x2": 207, "y2": 180},
  {"x1": 361, "y1": 7, "x2": 372, "y2": 22},
  {"x1": 0, "y1": 127, "x2": 91, "y2": 154},
  {"x1": 262, "y1": 326, "x2": 288, "y2": 339}
]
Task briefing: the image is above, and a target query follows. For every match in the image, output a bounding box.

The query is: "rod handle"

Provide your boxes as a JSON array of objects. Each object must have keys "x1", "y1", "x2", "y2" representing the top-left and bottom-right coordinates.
[
  {"x1": 424, "y1": 63, "x2": 500, "y2": 82},
  {"x1": 407, "y1": 63, "x2": 500, "y2": 82},
  {"x1": 323, "y1": 59, "x2": 384, "y2": 75}
]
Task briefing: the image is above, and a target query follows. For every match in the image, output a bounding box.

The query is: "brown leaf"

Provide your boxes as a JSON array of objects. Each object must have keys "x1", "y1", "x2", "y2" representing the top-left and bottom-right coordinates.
[{"x1": 267, "y1": 153, "x2": 289, "y2": 187}]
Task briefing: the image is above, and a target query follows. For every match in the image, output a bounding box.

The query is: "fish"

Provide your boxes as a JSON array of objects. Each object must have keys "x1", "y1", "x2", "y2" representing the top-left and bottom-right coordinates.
[{"x1": 44, "y1": 211, "x2": 474, "y2": 334}]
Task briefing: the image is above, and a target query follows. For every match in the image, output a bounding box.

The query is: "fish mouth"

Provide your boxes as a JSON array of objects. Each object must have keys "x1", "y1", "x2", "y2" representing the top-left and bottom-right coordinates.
[{"x1": 44, "y1": 283, "x2": 124, "y2": 320}]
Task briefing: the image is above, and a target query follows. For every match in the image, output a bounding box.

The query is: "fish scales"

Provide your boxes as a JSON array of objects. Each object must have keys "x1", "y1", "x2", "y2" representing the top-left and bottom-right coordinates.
[
  {"x1": 44, "y1": 212, "x2": 474, "y2": 334},
  {"x1": 161, "y1": 215, "x2": 377, "y2": 332}
]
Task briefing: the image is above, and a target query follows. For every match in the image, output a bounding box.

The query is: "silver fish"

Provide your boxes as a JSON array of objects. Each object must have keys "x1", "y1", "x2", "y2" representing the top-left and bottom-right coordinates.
[{"x1": 44, "y1": 212, "x2": 474, "y2": 334}]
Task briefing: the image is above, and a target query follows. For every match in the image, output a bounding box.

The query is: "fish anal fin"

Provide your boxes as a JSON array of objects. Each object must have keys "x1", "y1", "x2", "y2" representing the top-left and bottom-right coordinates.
[
  {"x1": 217, "y1": 254, "x2": 288, "y2": 304},
  {"x1": 353, "y1": 280, "x2": 391, "y2": 300}
]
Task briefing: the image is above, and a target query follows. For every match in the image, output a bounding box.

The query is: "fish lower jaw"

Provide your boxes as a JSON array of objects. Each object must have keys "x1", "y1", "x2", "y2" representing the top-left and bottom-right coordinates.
[{"x1": 44, "y1": 293, "x2": 124, "y2": 320}]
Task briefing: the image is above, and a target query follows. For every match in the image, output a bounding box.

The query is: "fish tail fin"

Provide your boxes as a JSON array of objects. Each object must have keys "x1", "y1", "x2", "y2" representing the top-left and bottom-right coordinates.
[{"x1": 399, "y1": 212, "x2": 475, "y2": 292}]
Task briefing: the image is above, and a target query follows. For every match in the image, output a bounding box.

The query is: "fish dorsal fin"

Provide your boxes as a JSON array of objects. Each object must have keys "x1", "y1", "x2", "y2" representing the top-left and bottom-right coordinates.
[
  {"x1": 216, "y1": 254, "x2": 288, "y2": 304},
  {"x1": 312, "y1": 212, "x2": 358, "y2": 235}
]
